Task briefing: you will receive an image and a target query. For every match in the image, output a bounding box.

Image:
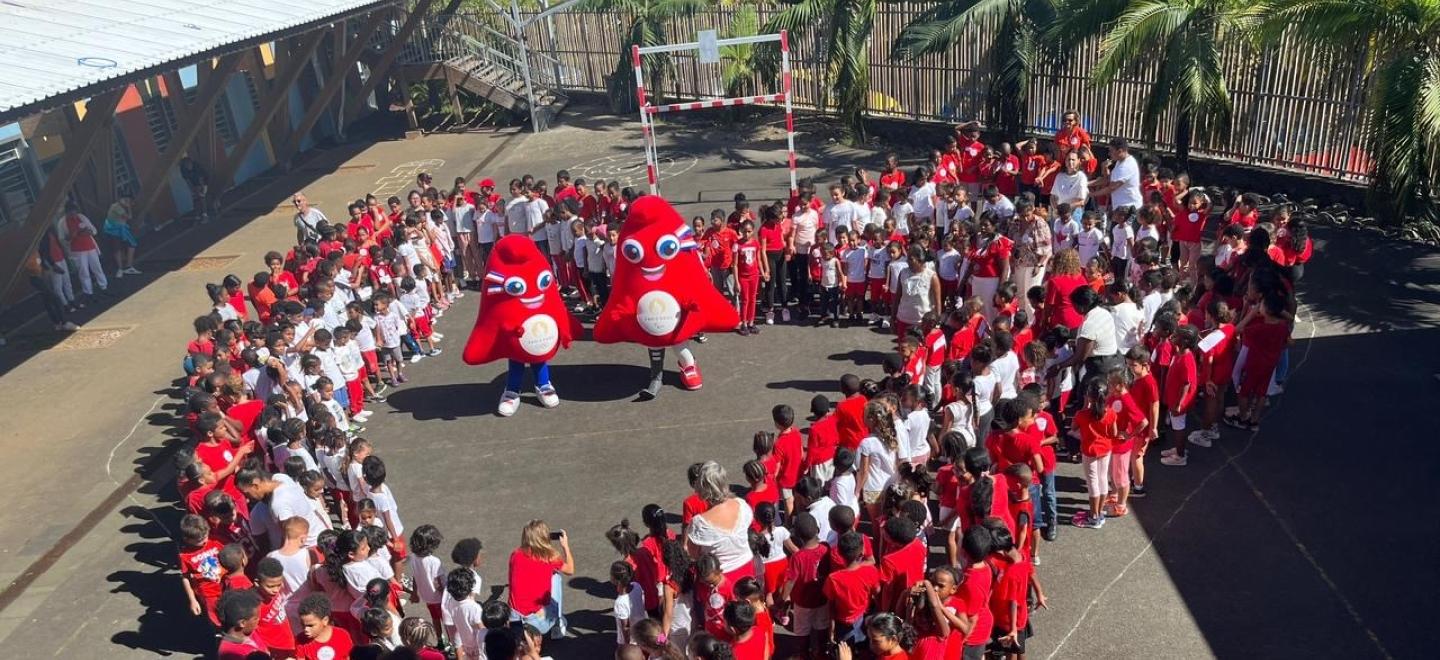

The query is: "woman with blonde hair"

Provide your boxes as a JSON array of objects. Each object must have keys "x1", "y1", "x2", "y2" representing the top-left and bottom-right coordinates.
[
  {"x1": 1043, "y1": 248, "x2": 1088, "y2": 332},
  {"x1": 506, "y1": 519, "x2": 574, "y2": 638},
  {"x1": 684, "y1": 461, "x2": 757, "y2": 583}
]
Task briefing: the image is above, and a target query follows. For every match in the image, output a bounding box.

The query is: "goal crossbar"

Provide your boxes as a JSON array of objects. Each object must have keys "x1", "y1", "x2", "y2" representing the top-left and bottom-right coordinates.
[{"x1": 631, "y1": 30, "x2": 797, "y2": 196}]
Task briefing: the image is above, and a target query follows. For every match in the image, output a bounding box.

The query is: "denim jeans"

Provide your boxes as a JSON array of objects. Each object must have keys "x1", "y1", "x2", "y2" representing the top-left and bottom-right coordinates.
[
  {"x1": 402, "y1": 333, "x2": 422, "y2": 355},
  {"x1": 510, "y1": 572, "x2": 567, "y2": 637},
  {"x1": 1039, "y1": 471, "x2": 1057, "y2": 530}
]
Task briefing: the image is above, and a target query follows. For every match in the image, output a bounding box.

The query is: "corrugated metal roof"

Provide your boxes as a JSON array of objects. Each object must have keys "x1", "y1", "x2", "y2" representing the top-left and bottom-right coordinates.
[{"x1": 0, "y1": 0, "x2": 393, "y2": 116}]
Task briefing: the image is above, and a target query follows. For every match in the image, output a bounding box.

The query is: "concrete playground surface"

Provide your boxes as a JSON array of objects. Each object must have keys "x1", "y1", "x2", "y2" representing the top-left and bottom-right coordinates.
[{"x1": 0, "y1": 105, "x2": 1435, "y2": 659}]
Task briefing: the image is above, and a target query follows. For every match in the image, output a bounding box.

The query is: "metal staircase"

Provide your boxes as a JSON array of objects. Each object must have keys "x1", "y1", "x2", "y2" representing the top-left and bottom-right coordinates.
[{"x1": 390, "y1": 13, "x2": 569, "y2": 131}]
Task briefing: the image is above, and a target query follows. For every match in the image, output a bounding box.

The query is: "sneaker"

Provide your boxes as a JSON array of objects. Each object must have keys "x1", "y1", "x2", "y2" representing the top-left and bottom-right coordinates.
[
  {"x1": 1161, "y1": 447, "x2": 1178, "y2": 457},
  {"x1": 1223, "y1": 414, "x2": 1247, "y2": 429},
  {"x1": 410, "y1": 354, "x2": 426, "y2": 364},
  {"x1": 694, "y1": 333, "x2": 708, "y2": 344},
  {"x1": 679, "y1": 363, "x2": 703, "y2": 391},
  {"x1": 1032, "y1": 554, "x2": 1042, "y2": 566},
  {"x1": 59, "y1": 322, "x2": 79, "y2": 331},
  {"x1": 427, "y1": 349, "x2": 442, "y2": 357},
  {"x1": 537, "y1": 385, "x2": 560, "y2": 408},
  {"x1": 431, "y1": 332, "x2": 444, "y2": 341},
  {"x1": 123, "y1": 267, "x2": 141, "y2": 275},
  {"x1": 353, "y1": 410, "x2": 373, "y2": 421},
  {"x1": 1086, "y1": 514, "x2": 1106, "y2": 529},
  {"x1": 348, "y1": 424, "x2": 366, "y2": 435},
  {"x1": 1130, "y1": 484, "x2": 1148, "y2": 498},
  {"x1": 1160, "y1": 454, "x2": 1188, "y2": 467},
  {"x1": 497, "y1": 391, "x2": 522, "y2": 417},
  {"x1": 880, "y1": 318, "x2": 891, "y2": 329},
  {"x1": 1042, "y1": 526, "x2": 1058, "y2": 542},
  {"x1": 375, "y1": 382, "x2": 390, "y2": 395},
  {"x1": 765, "y1": 311, "x2": 775, "y2": 325},
  {"x1": 749, "y1": 323, "x2": 761, "y2": 335},
  {"x1": 1187, "y1": 431, "x2": 1213, "y2": 448},
  {"x1": 395, "y1": 373, "x2": 408, "y2": 384},
  {"x1": 737, "y1": 325, "x2": 750, "y2": 336},
  {"x1": 781, "y1": 308, "x2": 791, "y2": 322},
  {"x1": 114, "y1": 269, "x2": 125, "y2": 279}
]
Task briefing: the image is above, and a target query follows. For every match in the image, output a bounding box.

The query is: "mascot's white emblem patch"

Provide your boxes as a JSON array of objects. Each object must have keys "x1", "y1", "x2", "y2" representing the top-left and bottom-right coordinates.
[
  {"x1": 636, "y1": 290, "x2": 681, "y2": 336},
  {"x1": 519, "y1": 314, "x2": 559, "y2": 356}
]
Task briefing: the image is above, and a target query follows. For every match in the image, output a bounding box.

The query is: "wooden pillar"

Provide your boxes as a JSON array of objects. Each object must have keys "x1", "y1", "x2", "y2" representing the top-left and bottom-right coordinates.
[
  {"x1": 209, "y1": 29, "x2": 327, "y2": 192},
  {"x1": 0, "y1": 90, "x2": 123, "y2": 298},
  {"x1": 132, "y1": 53, "x2": 243, "y2": 222},
  {"x1": 273, "y1": 10, "x2": 393, "y2": 165}
]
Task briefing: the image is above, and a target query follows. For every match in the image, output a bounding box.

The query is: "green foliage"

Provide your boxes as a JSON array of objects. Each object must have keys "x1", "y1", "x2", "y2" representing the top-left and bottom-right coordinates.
[
  {"x1": 582, "y1": 0, "x2": 709, "y2": 113},
  {"x1": 762, "y1": 0, "x2": 877, "y2": 141}
]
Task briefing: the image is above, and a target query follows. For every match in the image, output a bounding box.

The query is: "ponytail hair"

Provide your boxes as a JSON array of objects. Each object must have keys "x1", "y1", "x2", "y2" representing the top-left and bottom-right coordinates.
[
  {"x1": 641, "y1": 503, "x2": 668, "y2": 538},
  {"x1": 205, "y1": 282, "x2": 225, "y2": 304},
  {"x1": 865, "y1": 612, "x2": 918, "y2": 650},
  {"x1": 962, "y1": 447, "x2": 993, "y2": 523},
  {"x1": 864, "y1": 400, "x2": 898, "y2": 452},
  {"x1": 605, "y1": 519, "x2": 640, "y2": 557}
]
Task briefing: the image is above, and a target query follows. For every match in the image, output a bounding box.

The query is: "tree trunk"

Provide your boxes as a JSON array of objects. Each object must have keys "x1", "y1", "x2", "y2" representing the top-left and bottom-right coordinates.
[{"x1": 1174, "y1": 110, "x2": 1193, "y2": 167}]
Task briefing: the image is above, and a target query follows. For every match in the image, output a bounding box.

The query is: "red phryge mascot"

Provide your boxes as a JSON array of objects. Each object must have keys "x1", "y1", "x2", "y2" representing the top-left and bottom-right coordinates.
[
  {"x1": 595, "y1": 195, "x2": 740, "y2": 399},
  {"x1": 463, "y1": 234, "x2": 583, "y2": 416}
]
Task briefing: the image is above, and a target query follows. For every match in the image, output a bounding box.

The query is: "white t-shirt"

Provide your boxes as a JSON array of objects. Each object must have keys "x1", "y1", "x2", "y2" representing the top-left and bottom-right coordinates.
[
  {"x1": 867, "y1": 246, "x2": 890, "y2": 280},
  {"x1": 857, "y1": 435, "x2": 898, "y2": 492},
  {"x1": 440, "y1": 568, "x2": 485, "y2": 628},
  {"x1": 806, "y1": 497, "x2": 835, "y2": 543},
  {"x1": 904, "y1": 409, "x2": 931, "y2": 459},
  {"x1": 352, "y1": 315, "x2": 378, "y2": 352},
  {"x1": 991, "y1": 351, "x2": 1020, "y2": 399},
  {"x1": 973, "y1": 371, "x2": 999, "y2": 418},
  {"x1": 1140, "y1": 291, "x2": 1165, "y2": 328},
  {"x1": 478, "y1": 208, "x2": 503, "y2": 243},
  {"x1": 909, "y1": 182, "x2": 936, "y2": 220},
  {"x1": 369, "y1": 484, "x2": 404, "y2": 537},
  {"x1": 527, "y1": 198, "x2": 550, "y2": 242},
  {"x1": 376, "y1": 304, "x2": 407, "y2": 348},
  {"x1": 450, "y1": 203, "x2": 475, "y2": 234},
  {"x1": 820, "y1": 256, "x2": 843, "y2": 289},
  {"x1": 843, "y1": 247, "x2": 868, "y2": 282},
  {"x1": 504, "y1": 197, "x2": 530, "y2": 235},
  {"x1": 1111, "y1": 300, "x2": 1144, "y2": 350},
  {"x1": 1079, "y1": 306, "x2": 1120, "y2": 357},
  {"x1": 826, "y1": 200, "x2": 857, "y2": 245},
  {"x1": 983, "y1": 195, "x2": 1016, "y2": 220},
  {"x1": 1111, "y1": 222, "x2": 1134, "y2": 260},
  {"x1": 793, "y1": 209, "x2": 819, "y2": 247},
  {"x1": 1108, "y1": 155, "x2": 1143, "y2": 210},
  {"x1": 446, "y1": 595, "x2": 486, "y2": 657},
  {"x1": 829, "y1": 472, "x2": 858, "y2": 511},
  {"x1": 942, "y1": 399, "x2": 976, "y2": 447},
  {"x1": 1052, "y1": 217, "x2": 1081, "y2": 251},
  {"x1": 685, "y1": 501, "x2": 755, "y2": 573},
  {"x1": 762, "y1": 526, "x2": 792, "y2": 564},
  {"x1": 890, "y1": 201, "x2": 914, "y2": 235},
  {"x1": 270, "y1": 473, "x2": 323, "y2": 547},
  {"x1": 613, "y1": 582, "x2": 646, "y2": 643},
  {"x1": 1051, "y1": 171, "x2": 1089, "y2": 205},
  {"x1": 1077, "y1": 227, "x2": 1106, "y2": 266},
  {"x1": 406, "y1": 554, "x2": 444, "y2": 605},
  {"x1": 937, "y1": 248, "x2": 962, "y2": 280}
]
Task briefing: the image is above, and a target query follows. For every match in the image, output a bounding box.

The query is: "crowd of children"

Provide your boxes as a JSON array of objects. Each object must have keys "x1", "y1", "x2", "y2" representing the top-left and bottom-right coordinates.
[{"x1": 172, "y1": 112, "x2": 1313, "y2": 660}]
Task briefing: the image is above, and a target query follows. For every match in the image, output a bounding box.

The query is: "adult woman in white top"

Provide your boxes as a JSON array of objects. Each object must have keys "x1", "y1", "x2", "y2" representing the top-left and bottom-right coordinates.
[
  {"x1": 790, "y1": 205, "x2": 821, "y2": 315},
  {"x1": 891, "y1": 245, "x2": 942, "y2": 338},
  {"x1": 684, "y1": 461, "x2": 756, "y2": 582},
  {"x1": 1050, "y1": 151, "x2": 1090, "y2": 209},
  {"x1": 856, "y1": 400, "x2": 902, "y2": 526}
]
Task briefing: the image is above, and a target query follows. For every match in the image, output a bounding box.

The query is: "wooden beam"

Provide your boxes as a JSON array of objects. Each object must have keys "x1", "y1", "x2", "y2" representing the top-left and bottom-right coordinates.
[
  {"x1": 132, "y1": 53, "x2": 243, "y2": 222},
  {"x1": 341, "y1": 0, "x2": 437, "y2": 127},
  {"x1": 273, "y1": 10, "x2": 392, "y2": 164},
  {"x1": 211, "y1": 29, "x2": 327, "y2": 191},
  {"x1": 0, "y1": 90, "x2": 123, "y2": 298}
]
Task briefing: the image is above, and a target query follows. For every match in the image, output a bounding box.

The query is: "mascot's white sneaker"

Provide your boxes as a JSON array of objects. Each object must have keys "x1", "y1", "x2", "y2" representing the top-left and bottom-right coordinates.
[
  {"x1": 498, "y1": 390, "x2": 522, "y2": 417},
  {"x1": 537, "y1": 385, "x2": 560, "y2": 408}
]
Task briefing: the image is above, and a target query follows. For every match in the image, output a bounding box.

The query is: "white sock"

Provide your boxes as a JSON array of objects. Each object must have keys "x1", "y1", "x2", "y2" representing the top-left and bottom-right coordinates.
[{"x1": 670, "y1": 344, "x2": 695, "y2": 368}]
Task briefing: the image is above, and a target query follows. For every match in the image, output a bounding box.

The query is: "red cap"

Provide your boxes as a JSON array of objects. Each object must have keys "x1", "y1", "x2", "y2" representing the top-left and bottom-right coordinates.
[{"x1": 477, "y1": 178, "x2": 495, "y2": 188}]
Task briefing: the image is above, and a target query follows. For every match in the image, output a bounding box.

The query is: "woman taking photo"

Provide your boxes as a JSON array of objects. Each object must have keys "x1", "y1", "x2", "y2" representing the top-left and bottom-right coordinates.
[
  {"x1": 507, "y1": 519, "x2": 574, "y2": 638},
  {"x1": 684, "y1": 461, "x2": 756, "y2": 583}
]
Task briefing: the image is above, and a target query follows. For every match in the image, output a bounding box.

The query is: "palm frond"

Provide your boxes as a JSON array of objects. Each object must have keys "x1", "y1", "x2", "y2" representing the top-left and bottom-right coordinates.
[
  {"x1": 1259, "y1": 0, "x2": 1403, "y2": 47},
  {"x1": 1045, "y1": 0, "x2": 1130, "y2": 47},
  {"x1": 891, "y1": 0, "x2": 1016, "y2": 61},
  {"x1": 1092, "y1": 1, "x2": 1191, "y2": 85}
]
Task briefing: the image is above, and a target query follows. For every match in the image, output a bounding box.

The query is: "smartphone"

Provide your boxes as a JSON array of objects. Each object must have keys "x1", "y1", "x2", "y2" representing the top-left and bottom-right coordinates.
[{"x1": 549, "y1": 530, "x2": 565, "y2": 540}]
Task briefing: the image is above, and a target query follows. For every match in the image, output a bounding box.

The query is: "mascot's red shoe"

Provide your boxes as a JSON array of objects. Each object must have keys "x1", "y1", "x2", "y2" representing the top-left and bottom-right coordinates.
[{"x1": 679, "y1": 362, "x2": 703, "y2": 390}]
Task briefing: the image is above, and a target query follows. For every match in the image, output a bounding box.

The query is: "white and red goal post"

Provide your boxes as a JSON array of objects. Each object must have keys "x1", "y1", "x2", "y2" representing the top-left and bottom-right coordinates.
[{"x1": 631, "y1": 30, "x2": 797, "y2": 196}]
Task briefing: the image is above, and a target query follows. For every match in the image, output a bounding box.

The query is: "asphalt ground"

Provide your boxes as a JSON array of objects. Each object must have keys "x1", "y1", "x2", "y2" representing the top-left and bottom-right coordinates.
[{"x1": 0, "y1": 105, "x2": 1435, "y2": 659}]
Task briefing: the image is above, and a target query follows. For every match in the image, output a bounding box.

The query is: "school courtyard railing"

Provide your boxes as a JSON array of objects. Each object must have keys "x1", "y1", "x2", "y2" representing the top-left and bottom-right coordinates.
[{"x1": 500, "y1": 5, "x2": 1373, "y2": 182}]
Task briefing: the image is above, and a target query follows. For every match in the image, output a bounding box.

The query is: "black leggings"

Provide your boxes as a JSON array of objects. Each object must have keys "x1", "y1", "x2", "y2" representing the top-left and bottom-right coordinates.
[
  {"x1": 788, "y1": 252, "x2": 811, "y2": 308},
  {"x1": 763, "y1": 252, "x2": 787, "y2": 309}
]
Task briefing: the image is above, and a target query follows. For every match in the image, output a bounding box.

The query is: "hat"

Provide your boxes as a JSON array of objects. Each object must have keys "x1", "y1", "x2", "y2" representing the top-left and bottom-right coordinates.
[{"x1": 477, "y1": 178, "x2": 496, "y2": 188}]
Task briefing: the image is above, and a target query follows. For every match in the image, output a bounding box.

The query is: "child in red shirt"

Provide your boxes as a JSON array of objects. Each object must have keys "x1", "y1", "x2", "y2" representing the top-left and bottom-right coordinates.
[
  {"x1": 955, "y1": 527, "x2": 996, "y2": 657},
  {"x1": 732, "y1": 577, "x2": 775, "y2": 658},
  {"x1": 1230, "y1": 294, "x2": 1291, "y2": 431},
  {"x1": 742, "y1": 460, "x2": 780, "y2": 515},
  {"x1": 252, "y1": 557, "x2": 297, "y2": 656},
  {"x1": 1124, "y1": 347, "x2": 1162, "y2": 498},
  {"x1": 1160, "y1": 325, "x2": 1201, "y2": 467},
  {"x1": 1072, "y1": 380, "x2": 1118, "y2": 529},
  {"x1": 179, "y1": 514, "x2": 225, "y2": 626},
  {"x1": 877, "y1": 517, "x2": 926, "y2": 612},
  {"x1": 722, "y1": 600, "x2": 772, "y2": 660},
  {"x1": 903, "y1": 566, "x2": 966, "y2": 660},
  {"x1": 1191, "y1": 300, "x2": 1238, "y2": 446},
  {"x1": 854, "y1": 612, "x2": 915, "y2": 660},
  {"x1": 296, "y1": 594, "x2": 355, "y2": 660},
  {"x1": 1104, "y1": 370, "x2": 1148, "y2": 517},
  {"x1": 733, "y1": 220, "x2": 765, "y2": 335},
  {"x1": 696, "y1": 553, "x2": 735, "y2": 639},
  {"x1": 988, "y1": 524, "x2": 1046, "y2": 657},
  {"x1": 780, "y1": 513, "x2": 830, "y2": 657},
  {"x1": 772, "y1": 404, "x2": 804, "y2": 515},
  {"x1": 823, "y1": 532, "x2": 881, "y2": 642},
  {"x1": 216, "y1": 589, "x2": 269, "y2": 660}
]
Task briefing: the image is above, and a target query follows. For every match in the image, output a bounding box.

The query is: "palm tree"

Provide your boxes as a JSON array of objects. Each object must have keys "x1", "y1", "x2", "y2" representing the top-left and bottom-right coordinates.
[
  {"x1": 762, "y1": 0, "x2": 878, "y2": 140},
  {"x1": 890, "y1": 0, "x2": 1057, "y2": 138},
  {"x1": 720, "y1": 4, "x2": 762, "y2": 118},
  {"x1": 582, "y1": 0, "x2": 708, "y2": 113},
  {"x1": 1048, "y1": 0, "x2": 1261, "y2": 165},
  {"x1": 1261, "y1": 0, "x2": 1440, "y2": 223}
]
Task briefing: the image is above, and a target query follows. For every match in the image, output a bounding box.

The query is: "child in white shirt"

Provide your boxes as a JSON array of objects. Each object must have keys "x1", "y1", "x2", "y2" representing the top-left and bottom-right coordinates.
[
  {"x1": 1076, "y1": 212, "x2": 1107, "y2": 267},
  {"x1": 609, "y1": 562, "x2": 645, "y2": 644}
]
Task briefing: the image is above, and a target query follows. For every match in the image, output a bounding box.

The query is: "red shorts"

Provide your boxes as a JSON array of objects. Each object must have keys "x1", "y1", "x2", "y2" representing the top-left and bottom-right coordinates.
[
  {"x1": 762, "y1": 558, "x2": 789, "y2": 597},
  {"x1": 868, "y1": 278, "x2": 887, "y2": 303},
  {"x1": 361, "y1": 350, "x2": 380, "y2": 376},
  {"x1": 412, "y1": 315, "x2": 433, "y2": 339},
  {"x1": 426, "y1": 602, "x2": 444, "y2": 628},
  {"x1": 845, "y1": 281, "x2": 866, "y2": 299}
]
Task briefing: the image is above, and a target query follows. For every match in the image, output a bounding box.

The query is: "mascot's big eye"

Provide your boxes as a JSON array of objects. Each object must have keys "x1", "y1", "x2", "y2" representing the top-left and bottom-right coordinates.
[
  {"x1": 622, "y1": 238, "x2": 644, "y2": 263},
  {"x1": 655, "y1": 234, "x2": 680, "y2": 260},
  {"x1": 503, "y1": 276, "x2": 527, "y2": 296},
  {"x1": 536, "y1": 270, "x2": 554, "y2": 289}
]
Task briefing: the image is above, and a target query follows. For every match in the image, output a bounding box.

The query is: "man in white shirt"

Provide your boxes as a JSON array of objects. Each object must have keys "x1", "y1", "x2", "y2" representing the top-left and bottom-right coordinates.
[
  {"x1": 235, "y1": 469, "x2": 325, "y2": 547},
  {"x1": 1091, "y1": 137, "x2": 1143, "y2": 213},
  {"x1": 525, "y1": 185, "x2": 551, "y2": 253},
  {"x1": 292, "y1": 193, "x2": 328, "y2": 244}
]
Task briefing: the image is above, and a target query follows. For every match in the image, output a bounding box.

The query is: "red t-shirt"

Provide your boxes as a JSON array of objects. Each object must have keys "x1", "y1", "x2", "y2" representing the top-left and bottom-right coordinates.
[
  {"x1": 936, "y1": 464, "x2": 959, "y2": 509},
  {"x1": 735, "y1": 239, "x2": 763, "y2": 279},
  {"x1": 990, "y1": 555, "x2": 1033, "y2": 632},
  {"x1": 227, "y1": 399, "x2": 265, "y2": 442},
  {"x1": 702, "y1": 226, "x2": 738, "y2": 269},
  {"x1": 636, "y1": 532, "x2": 675, "y2": 611},
  {"x1": 956, "y1": 473, "x2": 1014, "y2": 533},
  {"x1": 745, "y1": 483, "x2": 780, "y2": 514},
  {"x1": 1172, "y1": 208, "x2": 1207, "y2": 243},
  {"x1": 822, "y1": 564, "x2": 880, "y2": 625},
  {"x1": 254, "y1": 590, "x2": 296, "y2": 651},
  {"x1": 835, "y1": 395, "x2": 869, "y2": 450},
  {"x1": 984, "y1": 429, "x2": 1041, "y2": 477},
  {"x1": 1055, "y1": 125, "x2": 1092, "y2": 152},
  {"x1": 1105, "y1": 393, "x2": 1145, "y2": 455},
  {"x1": 757, "y1": 222, "x2": 785, "y2": 253},
  {"x1": 1032, "y1": 411, "x2": 1058, "y2": 474},
  {"x1": 1225, "y1": 208, "x2": 1258, "y2": 230},
  {"x1": 1020, "y1": 154, "x2": 1048, "y2": 185},
  {"x1": 1164, "y1": 350, "x2": 1198, "y2": 412},
  {"x1": 968, "y1": 235, "x2": 1013, "y2": 278},
  {"x1": 218, "y1": 636, "x2": 269, "y2": 660},
  {"x1": 698, "y1": 576, "x2": 735, "y2": 637},
  {"x1": 878, "y1": 539, "x2": 927, "y2": 606},
  {"x1": 957, "y1": 139, "x2": 985, "y2": 183},
  {"x1": 880, "y1": 171, "x2": 907, "y2": 206},
  {"x1": 804, "y1": 415, "x2": 840, "y2": 470},
  {"x1": 1073, "y1": 407, "x2": 1117, "y2": 457},
  {"x1": 682, "y1": 493, "x2": 710, "y2": 525},
  {"x1": 1130, "y1": 373, "x2": 1160, "y2": 431},
  {"x1": 775, "y1": 427, "x2": 804, "y2": 488},
  {"x1": 507, "y1": 550, "x2": 563, "y2": 615},
  {"x1": 785, "y1": 543, "x2": 831, "y2": 608},
  {"x1": 180, "y1": 539, "x2": 225, "y2": 601},
  {"x1": 1200, "y1": 324, "x2": 1237, "y2": 386},
  {"x1": 727, "y1": 628, "x2": 769, "y2": 660},
  {"x1": 826, "y1": 534, "x2": 874, "y2": 571},
  {"x1": 957, "y1": 564, "x2": 995, "y2": 645}
]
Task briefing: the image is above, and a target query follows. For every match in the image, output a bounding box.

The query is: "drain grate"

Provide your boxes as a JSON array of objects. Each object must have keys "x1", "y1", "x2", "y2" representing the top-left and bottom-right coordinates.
[
  {"x1": 8, "y1": 326, "x2": 135, "y2": 352},
  {"x1": 145, "y1": 255, "x2": 242, "y2": 271}
]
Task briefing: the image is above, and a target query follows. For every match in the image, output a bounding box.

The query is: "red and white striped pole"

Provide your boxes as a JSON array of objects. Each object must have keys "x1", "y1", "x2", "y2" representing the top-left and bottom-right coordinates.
[
  {"x1": 780, "y1": 29, "x2": 797, "y2": 196},
  {"x1": 632, "y1": 44, "x2": 659, "y2": 194}
]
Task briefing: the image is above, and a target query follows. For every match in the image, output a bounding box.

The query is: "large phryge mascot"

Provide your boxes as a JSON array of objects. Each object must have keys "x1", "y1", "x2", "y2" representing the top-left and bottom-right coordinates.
[
  {"x1": 462, "y1": 234, "x2": 583, "y2": 416},
  {"x1": 594, "y1": 195, "x2": 740, "y2": 399}
]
